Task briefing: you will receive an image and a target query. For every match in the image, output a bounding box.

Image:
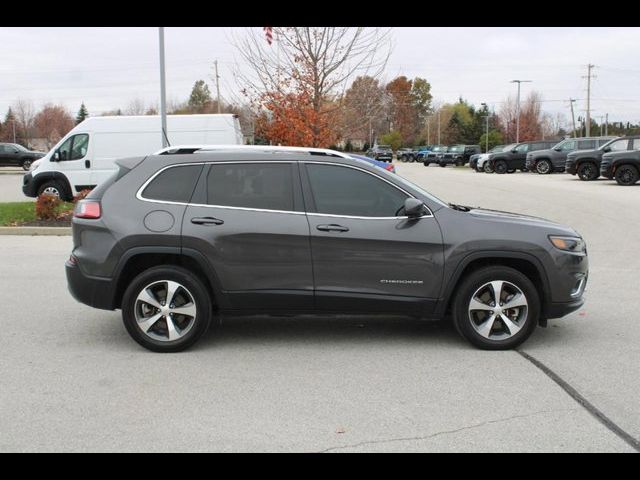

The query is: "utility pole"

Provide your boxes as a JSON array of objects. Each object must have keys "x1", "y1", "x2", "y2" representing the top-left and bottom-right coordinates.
[
  {"x1": 214, "y1": 60, "x2": 222, "y2": 114},
  {"x1": 158, "y1": 27, "x2": 168, "y2": 148},
  {"x1": 583, "y1": 64, "x2": 596, "y2": 137},
  {"x1": 481, "y1": 102, "x2": 489, "y2": 153},
  {"x1": 12, "y1": 118, "x2": 16, "y2": 143},
  {"x1": 598, "y1": 115, "x2": 605, "y2": 136},
  {"x1": 569, "y1": 98, "x2": 577, "y2": 138},
  {"x1": 605, "y1": 113, "x2": 608, "y2": 136},
  {"x1": 426, "y1": 117, "x2": 431, "y2": 145},
  {"x1": 511, "y1": 80, "x2": 532, "y2": 143},
  {"x1": 437, "y1": 110, "x2": 441, "y2": 145}
]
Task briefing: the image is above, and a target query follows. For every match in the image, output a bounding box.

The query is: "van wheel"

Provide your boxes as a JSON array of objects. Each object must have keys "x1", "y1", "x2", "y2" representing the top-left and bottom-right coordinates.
[
  {"x1": 577, "y1": 162, "x2": 598, "y2": 181},
  {"x1": 494, "y1": 160, "x2": 508, "y2": 174},
  {"x1": 452, "y1": 266, "x2": 540, "y2": 350},
  {"x1": 122, "y1": 266, "x2": 213, "y2": 352},
  {"x1": 614, "y1": 165, "x2": 639, "y2": 186},
  {"x1": 37, "y1": 180, "x2": 66, "y2": 200}
]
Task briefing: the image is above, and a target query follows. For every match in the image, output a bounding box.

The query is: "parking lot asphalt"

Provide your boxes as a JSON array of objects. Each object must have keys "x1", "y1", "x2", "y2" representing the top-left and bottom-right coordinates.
[
  {"x1": 0, "y1": 173, "x2": 32, "y2": 202},
  {"x1": 0, "y1": 164, "x2": 638, "y2": 452}
]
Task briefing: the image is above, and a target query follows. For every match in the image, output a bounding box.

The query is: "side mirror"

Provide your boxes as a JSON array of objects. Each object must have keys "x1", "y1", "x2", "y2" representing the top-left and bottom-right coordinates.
[
  {"x1": 603, "y1": 146, "x2": 611, "y2": 152},
  {"x1": 404, "y1": 198, "x2": 425, "y2": 218},
  {"x1": 511, "y1": 148, "x2": 518, "y2": 153},
  {"x1": 553, "y1": 146, "x2": 562, "y2": 151},
  {"x1": 52, "y1": 151, "x2": 60, "y2": 162}
]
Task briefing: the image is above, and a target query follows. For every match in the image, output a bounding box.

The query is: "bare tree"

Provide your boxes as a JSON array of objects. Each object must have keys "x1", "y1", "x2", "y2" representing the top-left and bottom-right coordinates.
[
  {"x1": 232, "y1": 27, "x2": 392, "y2": 146},
  {"x1": 13, "y1": 99, "x2": 36, "y2": 146},
  {"x1": 124, "y1": 98, "x2": 147, "y2": 116}
]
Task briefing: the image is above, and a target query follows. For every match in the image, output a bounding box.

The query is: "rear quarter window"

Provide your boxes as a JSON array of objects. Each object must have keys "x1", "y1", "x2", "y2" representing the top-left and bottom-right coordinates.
[{"x1": 141, "y1": 165, "x2": 202, "y2": 203}]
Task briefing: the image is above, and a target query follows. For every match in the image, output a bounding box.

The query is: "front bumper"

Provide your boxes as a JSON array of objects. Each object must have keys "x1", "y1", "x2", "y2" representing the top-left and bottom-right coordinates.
[
  {"x1": 546, "y1": 297, "x2": 586, "y2": 319},
  {"x1": 22, "y1": 172, "x2": 37, "y2": 197},
  {"x1": 66, "y1": 258, "x2": 117, "y2": 310},
  {"x1": 565, "y1": 160, "x2": 577, "y2": 175}
]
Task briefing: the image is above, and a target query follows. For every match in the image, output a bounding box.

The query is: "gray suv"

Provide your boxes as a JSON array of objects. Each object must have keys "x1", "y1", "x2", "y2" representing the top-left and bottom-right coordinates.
[
  {"x1": 66, "y1": 148, "x2": 588, "y2": 352},
  {"x1": 526, "y1": 137, "x2": 616, "y2": 174}
]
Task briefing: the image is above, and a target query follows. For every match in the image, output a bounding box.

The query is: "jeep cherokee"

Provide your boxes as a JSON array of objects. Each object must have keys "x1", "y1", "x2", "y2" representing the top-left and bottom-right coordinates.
[
  {"x1": 487, "y1": 141, "x2": 557, "y2": 174},
  {"x1": 66, "y1": 147, "x2": 588, "y2": 352}
]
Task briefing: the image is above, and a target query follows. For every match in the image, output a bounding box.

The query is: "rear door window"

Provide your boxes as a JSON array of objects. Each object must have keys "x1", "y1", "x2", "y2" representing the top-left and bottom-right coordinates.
[
  {"x1": 206, "y1": 163, "x2": 295, "y2": 212},
  {"x1": 142, "y1": 165, "x2": 202, "y2": 203},
  {"x1": 578, "y1": 140, "x2": 595, "y2": 149}
]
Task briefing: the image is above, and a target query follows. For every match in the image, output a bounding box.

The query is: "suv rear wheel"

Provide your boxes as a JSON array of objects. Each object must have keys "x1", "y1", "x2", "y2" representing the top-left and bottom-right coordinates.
[
  {"x1": 614, "y1": 164, "x2": 639, "y2": 186},
  {"x1": 21, "y1": 159, "x2": 32, "y2": 171},
  {"x1": 536, "y1": 159, "x2": 552, "y2": 174},
  {"x1": 577, "y1": 162, "x2": 599, "y2": 181},
  {"x1": 452, "y1": 266, "x2": 540, "y2": 350},
  {"x1": 122, "y1": 266, "x2": 213, "y2": 352},
  {"x1": 494, "y1": 160, "x2": 508, "y2": 174}
]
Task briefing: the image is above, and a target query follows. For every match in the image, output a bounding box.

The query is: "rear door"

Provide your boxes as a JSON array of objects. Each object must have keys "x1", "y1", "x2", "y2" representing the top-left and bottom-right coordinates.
[
  {"x1": 301, "y1": 161, "x2": 444, "y2": 315},
  {"x1": 181, "y1": 161, "x2": 313, "y2": 311}
]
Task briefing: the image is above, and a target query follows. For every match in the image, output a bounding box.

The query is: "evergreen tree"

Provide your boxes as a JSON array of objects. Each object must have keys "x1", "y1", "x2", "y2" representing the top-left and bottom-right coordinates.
[
  {"x1": 76, "y1": 102, "x2": 89, "y2": 124},
  {"x1": 188, "y1": 80, "x2": 213, "y2": 112}
]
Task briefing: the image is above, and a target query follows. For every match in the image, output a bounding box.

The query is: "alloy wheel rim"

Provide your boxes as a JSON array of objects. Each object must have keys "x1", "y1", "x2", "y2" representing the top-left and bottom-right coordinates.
[
  {"x1": 538, "y1": 162, "x2": 550, "y2": 174},
  {"x1": 620, "y1": 168, "x2": 633, "y2": 184},
  {"x1": 468, "y1": 280, "x2": 528, "y2": 340},
  {"x1": 134, "y1": 280, "x2": 197, "y2": 342},
  {"x1": 43, "y1": 187, "x2": 60, "y2": 197}
]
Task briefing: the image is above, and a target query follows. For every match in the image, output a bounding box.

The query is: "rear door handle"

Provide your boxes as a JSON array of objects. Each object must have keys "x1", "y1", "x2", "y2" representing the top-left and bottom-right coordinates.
[
  {"x1": 191, "y1": 216, "x2": 224, "y2": 226},
  {"x1": 316, "y1": 224, "x2": 349, "y2": 232}
]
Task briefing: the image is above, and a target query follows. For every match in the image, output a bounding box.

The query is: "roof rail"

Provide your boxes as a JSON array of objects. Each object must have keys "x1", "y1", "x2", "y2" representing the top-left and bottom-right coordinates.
[{"x1": 153, "y1": 144, "x2": 351, "y2": 158}]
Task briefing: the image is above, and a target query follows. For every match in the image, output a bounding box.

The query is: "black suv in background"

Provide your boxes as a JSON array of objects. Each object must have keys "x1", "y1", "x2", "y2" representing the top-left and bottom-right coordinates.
[
  {"x1": 566, "y1": 136, "x2": 639, "y2": 181},
  {"x1": 397, "y1": 147, "x2": 418, "y2": 162},
  {"x1": 438, "y1": 144, "x2": 482, "y2": 167},
  {"x1": 366, "y1": 145, "x2": 393, "y2": 162},
  {"x1": 0, "y1": 143, "x2": 45, "y2": 171},
  {"x1": 487, "y1": 140, "x2": 557, "y2": 174},
  {"x1": 423, "y1": 145, "x2": 448, "y2": 166},
  {"x1": 66, "y1": 147, "x2": 588, "y2": 352},
  {"x1": 600, "y1": 143, "x2": 640, "y2": 185},
  {"x1": 526, "y1": 137, "x2": 615, "y2": 175}
]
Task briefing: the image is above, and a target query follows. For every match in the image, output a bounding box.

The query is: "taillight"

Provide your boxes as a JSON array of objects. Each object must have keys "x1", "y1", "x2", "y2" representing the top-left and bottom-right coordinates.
[
  {"x1": 385, "y1": 164, "x2": 394, "y2": 171},
  {"x1": 74, "y1": 200, "x2": 101, "y2": 219}
]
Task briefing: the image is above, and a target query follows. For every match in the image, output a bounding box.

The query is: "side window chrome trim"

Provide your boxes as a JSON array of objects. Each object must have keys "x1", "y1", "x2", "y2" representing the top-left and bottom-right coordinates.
[
  {"x1": 136, "y1": 160, "x2": 305, "y2": 215},
  {"x1": 302, "y1": 161, "x2": 434, "y2": 219}
]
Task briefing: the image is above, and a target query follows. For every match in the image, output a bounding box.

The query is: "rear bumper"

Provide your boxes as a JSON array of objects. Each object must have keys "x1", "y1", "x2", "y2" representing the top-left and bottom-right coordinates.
[
  {"x1": 600, "y1": 163, "x2": 613, "y2": 179},
  {"x1": 565, "y1": 162, "x2": 577, "y2": 174},
  {"x1": 22, "y1": 172, "x2": 37, "y2": 197},
  {"x1": 66, "y1": 259, "x2": 116, "y2": 310}
]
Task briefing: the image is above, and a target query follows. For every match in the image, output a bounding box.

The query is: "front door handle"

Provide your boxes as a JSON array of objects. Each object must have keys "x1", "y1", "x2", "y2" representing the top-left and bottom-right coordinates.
[
  {"x1": 316, "y1": 224, "x2": 349, "y2": 232},
  {"x1": 191, "y1": 216, "x2": 224, "y2": 226},
  {"x1": 85, "y1": 160, "x2": 91, "y2": 168}
]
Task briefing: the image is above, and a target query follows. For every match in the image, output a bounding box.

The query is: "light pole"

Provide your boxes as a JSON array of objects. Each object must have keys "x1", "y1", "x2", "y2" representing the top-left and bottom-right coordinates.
[
  {"x1": 481, "y1": 103, "x2": 489, "y2": 153},
  {"x1": 511, "y1": 80, "x2": 532, "y2": 143},
  {"x1": 159, "y1": 27, "x2": 168, "y2": 148},
  {"x1": 437, "y1": 110, "x2": 441, "y2": 145}
]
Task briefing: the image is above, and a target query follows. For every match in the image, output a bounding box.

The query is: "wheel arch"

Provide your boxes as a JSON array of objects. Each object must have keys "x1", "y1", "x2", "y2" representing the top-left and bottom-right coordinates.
[
  {"x1": 438, "y1": 251, "x2": 551, "y2": 322},
  {"x1": 32, "y1": 171, "x2": 72, "y2": 198},
  {"x1": 111, "y1": 247, "x2": 228, "y2": 310}
]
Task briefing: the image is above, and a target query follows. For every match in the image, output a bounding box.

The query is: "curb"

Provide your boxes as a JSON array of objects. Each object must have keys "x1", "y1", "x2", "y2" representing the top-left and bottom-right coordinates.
[
  {"x1": 0, "y1": 226, "x2": 71, "y2": 236},
  {"x1": 0, "y1": 171, "x2": 24, "y2": 175}
]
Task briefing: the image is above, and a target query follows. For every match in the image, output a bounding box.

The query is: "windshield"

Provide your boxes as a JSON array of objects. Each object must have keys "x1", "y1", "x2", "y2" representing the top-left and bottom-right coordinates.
[
  {"x1": 392, "y1": 173, "x2": 448, "y2": 209},
  {"x1": 449, "y1": 145, "x2": 464, "y2": 153},
  {"x1": 432, "y1": 146, "x2": 447, "y2": 152},
  {"x1": 489, "y1": 145, "x2": 504, "y2": 153},
  {"x1": 598, "y1": 138, "x2": 617, "y2": 150},
  {"x1": 501, "y1": 144, "x2": 517, "y2": 151},
  {"x1": 377, "y1": 145, "x2": 391, "y2": 150},
  {"x1": 12, "y1": 144, "x2": 28, "y2": 152}
]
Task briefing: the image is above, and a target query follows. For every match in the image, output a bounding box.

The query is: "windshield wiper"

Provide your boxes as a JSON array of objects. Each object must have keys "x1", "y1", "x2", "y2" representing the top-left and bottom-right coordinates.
[{"x1": 448, "y1": 203, "x2": 472, "y2": 212}]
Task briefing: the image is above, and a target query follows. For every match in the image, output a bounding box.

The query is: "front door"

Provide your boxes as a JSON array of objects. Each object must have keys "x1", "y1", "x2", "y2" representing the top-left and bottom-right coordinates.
[
  {"x1": 181, "y1": 161, "x2": 313, "y2": 311},
  {"x1": 301, "y1": 162, "x2": 444, "y2": 315},
  {"x1": 54, "y1": 133, "x2": 92, "y2": 192}
]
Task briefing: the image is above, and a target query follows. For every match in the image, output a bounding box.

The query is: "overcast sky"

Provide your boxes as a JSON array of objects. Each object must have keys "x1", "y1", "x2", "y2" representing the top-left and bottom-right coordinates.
[{"x1": 2, "y1": 27, "x2": 640, "y2": 126}]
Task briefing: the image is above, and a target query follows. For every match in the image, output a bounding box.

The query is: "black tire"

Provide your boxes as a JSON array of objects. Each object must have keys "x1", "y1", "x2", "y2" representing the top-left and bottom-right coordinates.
[
  {"x1": 483, "y1": 162, "x2": 494, "y2": 173},
  {"x1": 36, "y1": 180, "x2": 67, "y2": 200},
  {"x1": 409, "y1": 155, "x2": 416, "y2": 163},
  {"x1": 423, "y1": 161, "x2": 430, "y2": 167},
  {"x1": 577, "y1": 162, "x2": 599, "y2": 181},
  {"x1": 507, "y1": 168, "x2": 516, "y2": 174},
  {"x1": 439, "y1": 162, "x2": 447, "y2": 168},
  {"x1": 21, "y1": 159, "x2": 32, "y2": 171},
  {"x1": 520, "y1": 168, "x2": 528, "y2": 172},
  {"x1": 400, "y1": 155, "x2": 407, "y2": 163},
  {"x1": 121, "y1": 266, "x2": 213, "y2": 352},
  {"x1": 452, "y1": 266, "x2": 540, "y2": 350},
  {"x1": 535, "y1": 159, "x2": 552, "y2": 175},
  {"x1": 494, "y1": 160, "x2": 508, "y2": 174},
  {"x1": 614, "y1": 164, "x2": 640, "y2": 186}
]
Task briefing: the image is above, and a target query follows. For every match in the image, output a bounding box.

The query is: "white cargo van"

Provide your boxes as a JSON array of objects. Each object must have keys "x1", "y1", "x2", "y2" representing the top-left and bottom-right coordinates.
[{"x1": 23, "y1": 114, "x2": 243, "y2": 200}]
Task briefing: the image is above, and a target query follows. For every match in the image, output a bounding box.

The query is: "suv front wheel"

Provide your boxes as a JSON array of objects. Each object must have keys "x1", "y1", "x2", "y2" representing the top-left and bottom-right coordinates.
[
  {"x1": 122, "y1": 266, "x2": 213, "y2": 352},
  {"x1": 577, "y1": 162, "x2": 599, "y2": 181},
  {"x1": 452, "y1": 266, "x2": 540, "y2": 350}
]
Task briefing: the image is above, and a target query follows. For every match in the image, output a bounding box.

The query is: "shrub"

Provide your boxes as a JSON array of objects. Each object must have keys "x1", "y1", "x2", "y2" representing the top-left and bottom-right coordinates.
[
  {"x1": 73, "y1": 189, "x2": 92, "y2": 203},
  {"x1": 35, "y1": 194, "x2": 61, "y2": 221}
]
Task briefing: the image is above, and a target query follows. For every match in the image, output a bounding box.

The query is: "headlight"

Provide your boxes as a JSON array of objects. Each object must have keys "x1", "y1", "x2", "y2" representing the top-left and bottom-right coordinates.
[{"x1": 549, "y1": 236, "x2": 586, "y2": 254}]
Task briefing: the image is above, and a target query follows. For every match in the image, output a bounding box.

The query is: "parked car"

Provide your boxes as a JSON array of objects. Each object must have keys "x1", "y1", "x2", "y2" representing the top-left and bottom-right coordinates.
[
  {"x1": 471, "y1": 145, "x2": 508, "y2": 172},
  {"x1": 415, "y1": 145, "x2": 434, "y2": 162},
  {"x1": 66, "y1": 145, "x2": 588, "y2": 352},
  {"x1": 438, "y1": 144, "x2": 482, "y2": 167},
  {"x1": 366, "y1": 144, "x2": 393, "y2": 162},
  {"x1": 526, "y1": 137, "x2": 615, "y2": 175},
  {"x1": 22, "y1": 114, "x2": 243, "y2": 201},
  {"x1": 487, "y1": 140, "x2": 557, "y2": 174},
  {"x1": 397, "y1": 147, "x2": 419, "y2": 162},
  {"x1": 349, "y1": 153, "x2": 396, "y2": 173},
  {"x1": 422, "y1": 145, "x2": 449, "y2": 166},
  {"x1": 566, "y1": 136, "x2": 639, "y2": 181},
  {"x1": 0, "y1": 143, "x2": 45, "y2": 171},
  {"x1": 600, "y1": 145, "x2": 640, "y2": 185}
]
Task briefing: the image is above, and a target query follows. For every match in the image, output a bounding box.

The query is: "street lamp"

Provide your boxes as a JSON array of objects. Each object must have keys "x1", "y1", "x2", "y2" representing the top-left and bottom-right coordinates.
[
  {"x1": 159, "y1": 27, "x2": 168, "y2": 148},
  {"x1": 510, "y1": 80, "x2": 532, "y2": 143}
]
